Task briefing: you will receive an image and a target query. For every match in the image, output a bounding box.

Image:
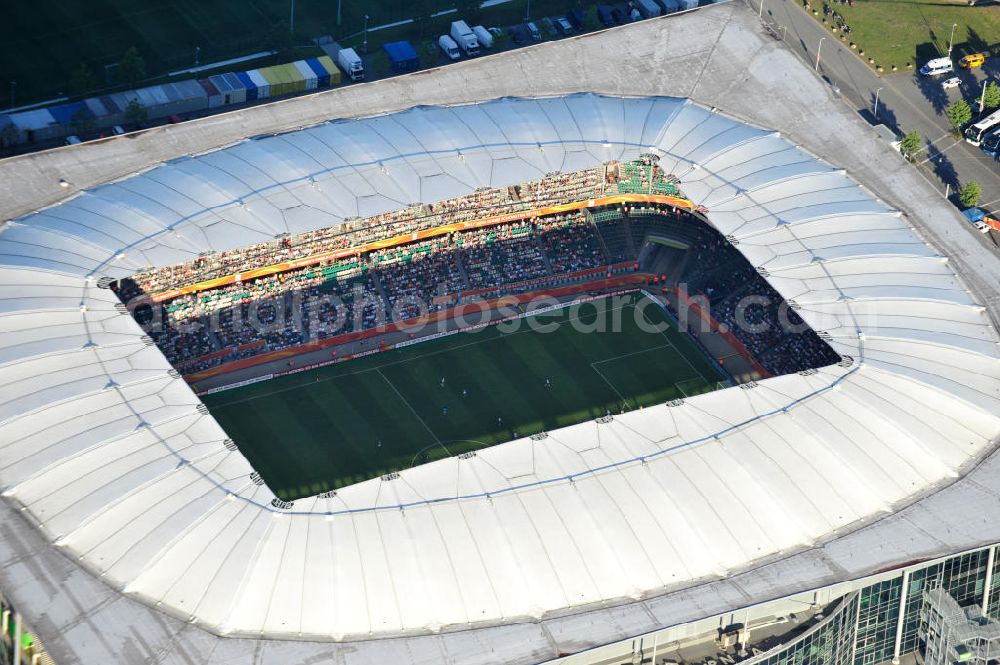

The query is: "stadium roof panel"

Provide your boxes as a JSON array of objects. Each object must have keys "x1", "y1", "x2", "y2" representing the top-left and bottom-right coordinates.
[
  {"x1": 0, "y1": 5, "x2": 998, "y2": 664},
  {"x1": 2, "y1": 92, "x2": 998, "y2": 646}
]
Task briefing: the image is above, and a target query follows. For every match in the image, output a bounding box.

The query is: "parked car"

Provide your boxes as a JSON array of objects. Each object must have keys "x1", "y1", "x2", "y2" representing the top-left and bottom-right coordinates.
[
  {"x1": 507, "y1": 24, "x2": 528, "y2": 44},
  {"x1": 112, "y1": 125, "x2": 126, "y2": 135},
  {"x1": 540, "y1": 17, "x2": 558, "y2": 35},
  {"x1": 962, "y1": 207, "x2": 993, "y2": 234},
  {"x1": 597, "y1": 5, "x2": 617, "y2": 25},
  {"x1": 942, "y1": 76, "x2": 962, "y2": 90},
  {"x1": 959, "y1": 53, "x2": 986, "y2": 69},
  {"x1": 64, "y1": 135, "x2": 82, "y2": 145},
  {"x1": 920, "y1": 57, "x2": 954, "y2": 76},
  {"x1": 525, "y1": 21, "x2": 542, "y2": 40},
  {"x1": 568, "y1": 9, "x2": 586, "y2": 29},
  {"x1": 555, "y1": 16, "x2": 574, "y2": 34}
]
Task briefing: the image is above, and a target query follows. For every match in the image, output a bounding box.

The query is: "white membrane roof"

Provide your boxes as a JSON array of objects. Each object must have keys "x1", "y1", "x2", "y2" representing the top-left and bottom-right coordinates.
[{"x1": 1, "y1": 94, "x2": 998, "y2": 649}]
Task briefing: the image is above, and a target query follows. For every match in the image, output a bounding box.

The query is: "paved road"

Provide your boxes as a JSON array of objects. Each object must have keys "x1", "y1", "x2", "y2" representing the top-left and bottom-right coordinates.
[{"x1": 759, "y1": 0, "x2": 1000, "y2": 210}]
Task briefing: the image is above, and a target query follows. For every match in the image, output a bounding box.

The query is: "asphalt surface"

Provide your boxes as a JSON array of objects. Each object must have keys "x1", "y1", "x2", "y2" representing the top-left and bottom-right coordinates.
[{"x1": 761, "y1": 0, "x2": 1000, "y2": 210}]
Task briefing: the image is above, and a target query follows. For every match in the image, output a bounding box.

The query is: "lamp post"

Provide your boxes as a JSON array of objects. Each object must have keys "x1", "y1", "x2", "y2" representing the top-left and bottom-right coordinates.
[
  {"x1": 363, "y1": 14, "x2": 369, "y2": 54},
  {"x1": 9, "y1": 81, "x2": 15, "y2": 111},
  {"x1": 525, "y1": 0, "x2": 531, "y2": 21},
  {"x1": 290, "y1": 0, "x2": 296, "y2": 35},
  {"x1": 874, "y1": 87, "x2": 884, "y2": 120},
  {"x1": 980, "y1": 79, "x2": 988, "y2": 114},
  {"x1": 194, "y1": 46, "x2": 200, "y2": 67},
  {"x1": 815, "y1": 37, "x2": 826, "y2": 72},
  {"x1": 759, "y1": 0, "x2": 764, "y2": 18},
  {"x1": 948, "y1": 23, "x2": 957, "y2": 56}
]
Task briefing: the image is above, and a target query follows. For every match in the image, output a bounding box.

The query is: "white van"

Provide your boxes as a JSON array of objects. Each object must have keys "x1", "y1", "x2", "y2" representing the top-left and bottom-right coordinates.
[
  {"x1": 920, "y1": 57, "x2": 954, "y2": 76},
  {"x1": 438, "y1": 34, "x2": 461, "y2": 60}
]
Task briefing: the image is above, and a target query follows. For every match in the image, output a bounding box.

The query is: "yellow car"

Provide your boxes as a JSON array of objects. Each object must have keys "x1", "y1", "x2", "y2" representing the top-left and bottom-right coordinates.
[{"x1": 959, "y1": 53, "x2": 986, "y2": 69}]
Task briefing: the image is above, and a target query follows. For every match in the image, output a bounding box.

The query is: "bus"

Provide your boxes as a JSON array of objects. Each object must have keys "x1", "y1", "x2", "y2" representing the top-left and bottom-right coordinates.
[
  {"x1": 982, "y1": 129, "x2": 1000, "y2": 157},
  {"x1": 964, "y1": 109, "x2": 1000, "y2": 146}
]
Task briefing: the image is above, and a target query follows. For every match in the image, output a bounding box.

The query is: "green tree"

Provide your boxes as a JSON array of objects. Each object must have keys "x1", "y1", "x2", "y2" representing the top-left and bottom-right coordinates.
[
  {"x1": 118, "y1": 47, "x2": 146, "y2": 89},
  {"x1": 0, "y1": 122, "x2": 18, "y2": 150},
  {"x1": 958, "y1": 181, "x2": 982, "y2": 208},
  {"x1": 123, "y1": 98, "x2": 147, "y2": 126},
  {"x1": 582, "y1": 6, "x2": 602, "y2": 31},
  {"x1": 982, "y1": 81, "x2": 1000, "y2": 111},
  {"x1": 69, "y1": 63, "x2": 96, "y2": 96},
  {"x1": 70, "y1": 108, "x2": 96, "y2": 134},
  {"x1": 899, "y1": 130, "x2": 922, "y2": 160},
  {"x1": 946, "y1": 99, "x2": 972, "y2": 130}
]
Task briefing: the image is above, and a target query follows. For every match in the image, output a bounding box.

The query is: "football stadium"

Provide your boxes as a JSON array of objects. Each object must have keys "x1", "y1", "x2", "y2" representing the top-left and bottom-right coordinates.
[{"x1": 0, "y1": 4, "x2": 998, "y2": 665}]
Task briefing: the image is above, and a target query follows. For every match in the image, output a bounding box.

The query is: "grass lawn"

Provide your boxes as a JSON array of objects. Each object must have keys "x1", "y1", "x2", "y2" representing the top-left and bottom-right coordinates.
[
  {"x1": 802, "y1": 0, "x2": 1000, "y2": 72},
  {"x1": 202, "y1": 293, "x2": 727, "y2": 500},
  {"x1": 0, "y1": 0, "x2": 595, "y2": 107}
]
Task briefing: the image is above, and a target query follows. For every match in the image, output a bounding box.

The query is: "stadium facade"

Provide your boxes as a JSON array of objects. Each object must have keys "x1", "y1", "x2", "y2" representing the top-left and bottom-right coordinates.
[
  {"x1": 0, "y1": 5, "x2": 998, "y2": 665},
  {"x1": 553, "y1": 543, "x2": 999, "y2": 665}
]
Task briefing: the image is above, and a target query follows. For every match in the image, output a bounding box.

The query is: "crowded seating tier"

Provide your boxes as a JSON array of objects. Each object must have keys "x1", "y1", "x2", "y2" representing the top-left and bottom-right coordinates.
[{"x1": 115, "y1": 159, "x2": 837, "y2": 379}]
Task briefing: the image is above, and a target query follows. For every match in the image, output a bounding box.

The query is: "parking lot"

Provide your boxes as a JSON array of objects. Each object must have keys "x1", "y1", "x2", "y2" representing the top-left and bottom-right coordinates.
[{"x1": 763, "y1": 0, "x2": 1000, "y2": 236}]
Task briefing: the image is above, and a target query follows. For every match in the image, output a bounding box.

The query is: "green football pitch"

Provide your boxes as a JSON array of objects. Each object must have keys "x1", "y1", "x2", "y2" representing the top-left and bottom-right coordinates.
[{"x1": 202, "y1": 293, "x2": 727, "y2": 500}]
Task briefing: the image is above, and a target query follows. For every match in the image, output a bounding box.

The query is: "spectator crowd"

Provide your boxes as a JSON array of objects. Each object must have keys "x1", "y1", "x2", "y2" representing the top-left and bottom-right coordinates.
[{"x1": 113, "y1": 158, "x2": 838, "y2": 379}]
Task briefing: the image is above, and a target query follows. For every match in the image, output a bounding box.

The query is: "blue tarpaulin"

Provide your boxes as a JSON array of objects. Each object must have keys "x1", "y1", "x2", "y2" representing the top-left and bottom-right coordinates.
[
  {"x1": 48, "y1": 101, "x2": 92, "y2": 125},
  {"x1": 963, "y1": 208, "x2": 985, "y2": 223},
  {"x1": 236, "y1": 72, "x2": 259, "y2": 101},
  {"x1": 305, "y1": 57, "x2": 332, "y2": 87},
  {"x1": 383, "y1": 41, "x2": 419, "y2": 73}
]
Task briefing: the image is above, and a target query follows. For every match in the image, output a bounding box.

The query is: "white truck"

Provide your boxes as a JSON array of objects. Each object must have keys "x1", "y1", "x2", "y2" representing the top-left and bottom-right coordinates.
[
  {"x1": 439, "y1": 34, "x2": 461, "y2": 60},
  {"x1": 321, "y1": 39, "x2": 365, "y2": 82},
  {"x1": 450, "y1": 20, "x2": 480, "y2": 56},
  {"x1": 337, "y1": 47, "x2": 364, "y2": 82},
  {"x1": 472, "y1": 25, "x2": 494, "y2": 49}
]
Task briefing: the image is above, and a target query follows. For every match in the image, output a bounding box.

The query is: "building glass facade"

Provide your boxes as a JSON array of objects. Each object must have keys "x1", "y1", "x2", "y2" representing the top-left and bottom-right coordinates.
[
  {"x1": 854, "y1": 578, "x2": 902, "y2": 665},
  {"x1": 990, "y1": 565, "x2": 1000, "y2": 620},
  {"x1": 900, "y1": 549, "x2": 990, "y2": 653},
  {"x1": 554, "y1": 544, "x2": 999, "y2": 665},
  {"x1": 746, "y1": 594, "x2": 860, "y2": 665},
  {"x1": 851, "y1": 548, "x2": 993, "y2": 665}
]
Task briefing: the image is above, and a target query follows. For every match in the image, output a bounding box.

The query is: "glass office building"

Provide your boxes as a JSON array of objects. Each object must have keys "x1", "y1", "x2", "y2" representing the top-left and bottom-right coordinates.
[{"x1": 553, "y1": 543, "x2": 999, "y2": 665}]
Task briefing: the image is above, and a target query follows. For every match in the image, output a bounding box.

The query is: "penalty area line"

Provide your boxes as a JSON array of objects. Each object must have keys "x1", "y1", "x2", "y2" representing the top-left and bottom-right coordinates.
[{"x1": 376, "y1": 367, "x2": 442, "y2": 445}]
